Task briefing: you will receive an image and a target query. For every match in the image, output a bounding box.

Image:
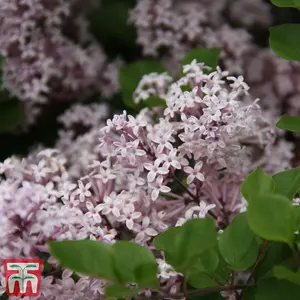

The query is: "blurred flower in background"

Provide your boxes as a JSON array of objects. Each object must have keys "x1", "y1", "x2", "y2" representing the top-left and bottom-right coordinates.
[{"x1": 0, "y1": 0, "x2": 121, "y2": 126}]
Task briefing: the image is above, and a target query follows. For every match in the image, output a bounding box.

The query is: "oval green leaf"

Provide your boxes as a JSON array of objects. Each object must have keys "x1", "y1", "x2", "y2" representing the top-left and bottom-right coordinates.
[
  {"x1": 112, "y1": 241, "x2": 159, "y2": 288},
  {"x1": 270, "y1": 24, "x2": 300, "y2": 62},
  {"x1": 273, "y1": 167, "x2": 300, "y2": 199},
  {"x1": 273, "y1": 265, "x2": 300, "y2": 286},
  {"x1": 49, "y1": 240, "x2": 116, "y2": 281},
  {"x1": 219, "y1": 213, "x2": 260, "y2": 270},
  {"x1": 154, "y1": 218, "x2": 217, "y2": 273},
  {"x1": 246, "y1": 194, "x2": 296, "y2": 244},
  {"x1": 276, "y1": 114, "x2": 300, "y2": 133},
  {"x1": 270, "y1": 0, "x2": 300, "y2": 8},
  {"x1": 241, "y1": 168, "x2": 275, "y2": 201}
]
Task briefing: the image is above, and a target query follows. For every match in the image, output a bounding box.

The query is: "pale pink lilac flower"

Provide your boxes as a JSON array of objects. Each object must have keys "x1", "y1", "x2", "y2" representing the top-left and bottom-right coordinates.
[
  {"x1": 184, "y1": 162, "x2": 205, "y2": 184},
  {"x1": 74, "y1": 181, "x2": 92, "y2": 202},
  {"x1": 118, "y1": 205, "x2": 142, "y2": 230},
  {"x1": 144, "y1": 160, "x2": 169, "y2": 182},
  {"x1": 185, "y1": 201, "x2": 216, "y2": 219},
  {"x1": 98, "y1": 192, "x2": 122, "y2": 218},
  {"x1": 133, "y1": 216, "x2": 158, "y2": 243},
  {"x1": 149, "y1": 176, "x2": 172, "y2": 201},
  {"x1": 85, "y1": 201, "x2": 102, "y2": 223}
]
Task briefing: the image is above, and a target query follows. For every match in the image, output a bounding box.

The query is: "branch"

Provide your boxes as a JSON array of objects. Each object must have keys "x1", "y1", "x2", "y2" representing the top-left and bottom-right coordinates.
[
  {"x1": 246, "y1": 240, "x2": 268, "y2": 284},
  {"x1": 147, "y1": 284, "x2": 251, "y2": 300},
  {"x1": 171, "y1": 174, "x2": 196, "y2": 200},
  {"x1": 183, "y1": 284, "x2": 248, "y2": 298},
  {"x1": 171, "y1": 174, "x2": 218, "y2": 220},
  {"x1": 238, "y1": 240, "x2": 268, "y2": 300}
]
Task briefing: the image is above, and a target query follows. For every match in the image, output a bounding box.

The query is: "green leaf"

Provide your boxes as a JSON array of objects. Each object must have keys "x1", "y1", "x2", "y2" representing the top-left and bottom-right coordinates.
[
  {"x1": 87, "y1": 0, "x2": 137, "y2": 58},
  {"x1": 49, "y1": 240, "x2": 116, "y2": 282},
  {"x1": 153, "y1": 226, "x2": 182, "y2": 267},
  {"x1": 50, "y1": 240, "x2": 159, "y2": 294},
  {"x1": 146, "y1": 96, "x2": 167, "y2": 108},
  {"x1": 180, "y1": 218, "x2": 218, "y2": 268},
  {"x1": 154, "y1": 218, "x2": 217, "y2": 273},
  {"x1": 0, "y1": 99, "x2": 25, "y2": 132},
  {"x1": 276, "y1": 114, "x2": 300, "y2": 133},
  {"x1": 255, "y1": 242, "x2": 294, "y2": 280},
  {"x1": 219, "y1": 213, "x2": 260, "y2": 270},
  {"x1": 188, "y1": 272, "x2": 219, "y2": 289},
  {"x1": 270, "y1": 24, "x2": 300, "y2": 62},
  {"x1": 187, "y1": 249, "x2": 229, "y2": 289},
  {"x1": 191, "y1": 249, "x2": 219, "y2": 274},
  {"x1": 255, "y1": 278, "x2": 300, "y2": 300},
  {"x1": 270, "y1": 0, "x2": 300, "y2": 8},
  {"x1": 214, "y1": 253, "x2": 231, "y2": 284},
  {"x1": 119, "y1": 60, "x2": 167, "y2": 110},
  {"x1": 246, "y1": 194, "x2": 295, "y2": 244},
  {"x1": 112, "y1": 241, "x2": 159, "y2": 288},
  {"x1": 273, "y1": 167, "x2": 300, "y2": 199},
  {"x1": 105, "y1": 284, "x2": 139, "y2": 299},
  {"x1": 50, "y1": 240, "x2": 159, "y2": 289},
  {"x1": 181, "y1": 48, "x2": 221, "y2": 73},
  {"x1": 241, "y1": 168, "x2": 275, "y2": 201},
  {"x1": 273, "y1": 266, "x2": 300, "y2": 286},
  {"x1": 243, "y1": 287, "x2": 256, "y2": 300}
]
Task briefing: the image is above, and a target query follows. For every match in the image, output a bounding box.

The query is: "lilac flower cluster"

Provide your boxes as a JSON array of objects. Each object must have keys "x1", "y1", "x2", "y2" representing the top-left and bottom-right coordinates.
[
  {"x1": 55, "y1": 103, "x2": 110, "y2": 178},
  {"x1": 129, "y1": 0, "x2": 300, "y2": 115},
  {"x1": 0, "y1": 150, "x2": 110, "y2": 299},
  {"x1": 243, "y1": 48, "x2": 300, "y2": 116},
  {"x1": 0, "y1": 0, "x2": 121, "y2": 126},
  {"x1": 0, "y1": 61, "x2": 294, "y2": 299},
  {"x1": 129, "y1": 0, "x2": 271, "y2": 74}
]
